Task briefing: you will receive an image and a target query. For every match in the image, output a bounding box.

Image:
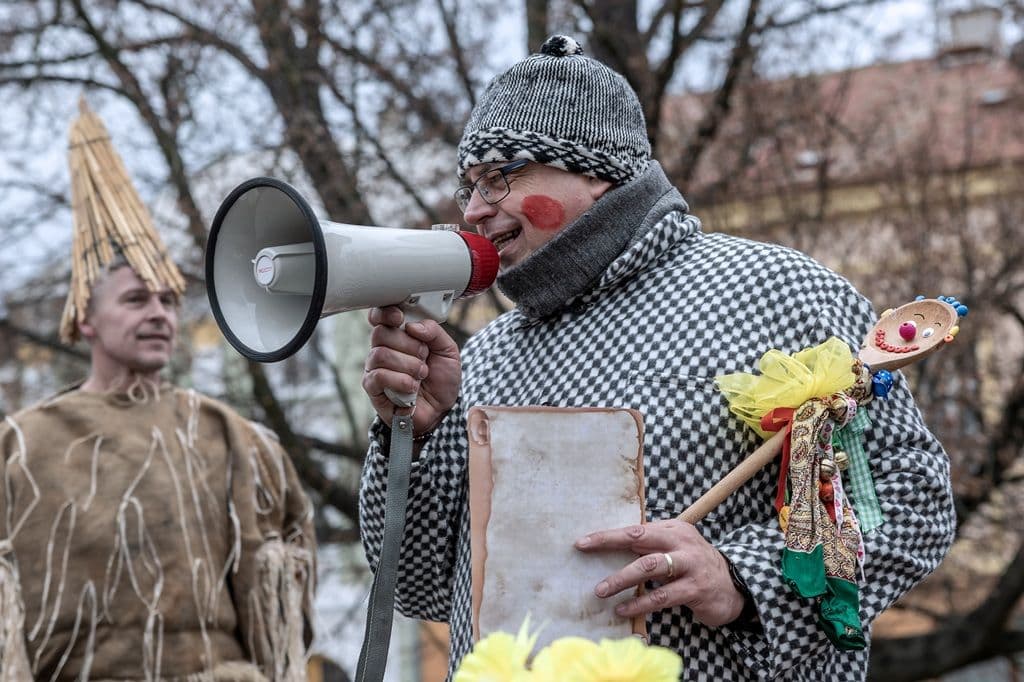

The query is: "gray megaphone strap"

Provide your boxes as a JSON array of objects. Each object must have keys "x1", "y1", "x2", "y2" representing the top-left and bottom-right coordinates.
[{"x1": 355, "y1": 413, "x2": 414, "y2": 682}]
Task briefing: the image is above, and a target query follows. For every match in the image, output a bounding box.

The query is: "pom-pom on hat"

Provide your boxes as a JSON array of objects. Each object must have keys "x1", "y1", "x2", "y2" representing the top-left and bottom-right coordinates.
[
  {"x1": 61, "y1": 99, "x2": 186, "y2": 343},
  {"x1": 457, "y1": 35, "x2": 651, "y2": 185}
]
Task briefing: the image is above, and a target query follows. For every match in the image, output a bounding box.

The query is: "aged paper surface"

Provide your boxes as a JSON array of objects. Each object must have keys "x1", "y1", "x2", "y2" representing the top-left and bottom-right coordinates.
[{"x1": 467, "y1": 406, "x2": 646, "y2": 649}]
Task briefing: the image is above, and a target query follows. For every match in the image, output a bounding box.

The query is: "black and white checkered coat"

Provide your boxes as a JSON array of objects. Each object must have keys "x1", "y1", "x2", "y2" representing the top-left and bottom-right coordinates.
[{"x1": 360, "y1": 210, "x2": 955, "y2": 680}]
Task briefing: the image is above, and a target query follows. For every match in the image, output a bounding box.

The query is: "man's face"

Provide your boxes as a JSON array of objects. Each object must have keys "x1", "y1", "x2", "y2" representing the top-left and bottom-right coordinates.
[
  {"x1": 461, "y1": 161, "x2": 612, "y2": 270},
  {"x1": 79, "y1": 266, "x2": 179, "y2": 375}
]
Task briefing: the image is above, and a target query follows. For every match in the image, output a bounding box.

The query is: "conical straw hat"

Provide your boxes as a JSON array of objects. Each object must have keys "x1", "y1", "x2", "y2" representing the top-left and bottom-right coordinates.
[{"x1": 60, "y1": 99, "x2": 186, "y2": 343}]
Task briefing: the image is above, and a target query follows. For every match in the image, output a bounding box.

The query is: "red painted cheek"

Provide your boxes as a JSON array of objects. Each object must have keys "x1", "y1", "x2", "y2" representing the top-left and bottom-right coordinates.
[{"x1": 522, "y1": 194, "x2": 565, "y2": 231}]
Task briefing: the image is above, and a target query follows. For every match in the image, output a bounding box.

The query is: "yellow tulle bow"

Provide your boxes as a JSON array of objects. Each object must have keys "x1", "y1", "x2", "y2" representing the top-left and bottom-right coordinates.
[{"x1": 715, "y1": 337, "x2": 857, "y2": 438}]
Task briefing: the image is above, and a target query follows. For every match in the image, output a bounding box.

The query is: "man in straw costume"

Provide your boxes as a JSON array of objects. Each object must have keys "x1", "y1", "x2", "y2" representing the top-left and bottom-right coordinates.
[{"x1": 0, "y1": 101, "x2": 315, "y2": 682}]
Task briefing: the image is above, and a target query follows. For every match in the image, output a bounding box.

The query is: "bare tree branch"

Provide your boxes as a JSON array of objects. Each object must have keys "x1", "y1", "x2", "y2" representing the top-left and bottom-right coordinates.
[
  {"x1": 677, "y1": 0, "x2": 760, "y2": 184},
  {"x1": 869, "y1": 539, "x2": 1024, "y2": 681},
  {"x1": 435, "y1": 0, "x2": 477, "y2": 104},
  {"x1": 246, "y1": 359, "x2": 361, "y2": 526},
  {"x1": 0, "y1": 319, "x2": 89, "y2": 361}
]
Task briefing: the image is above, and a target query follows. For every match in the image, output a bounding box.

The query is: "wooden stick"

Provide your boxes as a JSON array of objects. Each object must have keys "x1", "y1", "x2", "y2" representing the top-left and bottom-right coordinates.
[{"x1": 678, "y1": 430, "x2": 787, "y2": 525}]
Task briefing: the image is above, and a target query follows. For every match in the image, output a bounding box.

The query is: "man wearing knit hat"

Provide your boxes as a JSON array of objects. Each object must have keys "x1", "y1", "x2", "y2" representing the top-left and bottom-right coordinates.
[
  {"x1": 360, "y1": 36, "x2": 953, "y2": 680},
  {"x1": 0, "y1": 102, "x2": 316, "y2": 681}
]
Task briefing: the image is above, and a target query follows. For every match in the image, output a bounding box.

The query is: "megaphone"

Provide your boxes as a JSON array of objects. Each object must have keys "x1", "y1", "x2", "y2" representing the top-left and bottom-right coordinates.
[{"x1": 205, "y1": 177, "x2": 499, "y2": 404}]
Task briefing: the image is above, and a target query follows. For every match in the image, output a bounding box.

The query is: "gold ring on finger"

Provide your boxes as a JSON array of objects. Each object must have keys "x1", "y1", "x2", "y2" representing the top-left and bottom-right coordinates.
[{"x1": 663, "y1": 552, "x2": 675, "y2": 580}]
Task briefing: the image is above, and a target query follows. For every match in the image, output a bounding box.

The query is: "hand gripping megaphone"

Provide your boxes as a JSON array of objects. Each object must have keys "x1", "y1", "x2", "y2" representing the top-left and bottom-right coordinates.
[{"x1": 205, "y1": 177, "x2": 499, "y2": 406}]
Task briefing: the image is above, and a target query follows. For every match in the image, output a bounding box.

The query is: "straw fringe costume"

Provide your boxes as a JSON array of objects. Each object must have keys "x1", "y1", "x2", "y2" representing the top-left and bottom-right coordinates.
[
  {"x1": 0, "y1": 385, "x2": 314, "y2": 681},
  {"x1": 359, "y1": 162, "x2": 955, "y2": 680}
]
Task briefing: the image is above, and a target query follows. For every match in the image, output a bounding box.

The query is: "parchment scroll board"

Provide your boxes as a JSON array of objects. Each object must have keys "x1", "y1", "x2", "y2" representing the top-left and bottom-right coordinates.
[{"x1": 467, "y1": 406, "x2": 647, "y2": 650}]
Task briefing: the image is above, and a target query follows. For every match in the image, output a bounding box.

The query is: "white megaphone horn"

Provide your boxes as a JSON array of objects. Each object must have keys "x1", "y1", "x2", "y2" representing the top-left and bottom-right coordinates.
[{"x1": 205, "y1": 177, "x2": 499, "y2": 406}]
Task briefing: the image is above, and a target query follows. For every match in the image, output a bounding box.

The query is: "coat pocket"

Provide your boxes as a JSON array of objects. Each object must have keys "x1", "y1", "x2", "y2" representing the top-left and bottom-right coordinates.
[{"x1": 629, "y1": 369, "x2": 771, "y2": 542}]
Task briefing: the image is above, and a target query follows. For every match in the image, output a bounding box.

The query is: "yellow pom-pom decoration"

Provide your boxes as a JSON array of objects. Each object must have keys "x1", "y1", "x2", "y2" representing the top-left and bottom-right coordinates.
[
  {"x1": 455, "y1": 617, "x2": 684, "y2": 682},
  {"x1": 454, "y1": 617, "x2": 536, "y2": 682},
  {"x1": 532, "y1": 636, "x2": 683, "y2": 682}
]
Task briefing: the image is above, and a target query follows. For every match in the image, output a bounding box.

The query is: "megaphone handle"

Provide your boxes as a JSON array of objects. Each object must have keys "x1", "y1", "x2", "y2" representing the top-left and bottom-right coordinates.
[
  {"x1": 382, "y1": 307, "x2": 428, "y2": 408},
  {"x1": 382, "y1": 291, "x2": 456, "y2": 407}
]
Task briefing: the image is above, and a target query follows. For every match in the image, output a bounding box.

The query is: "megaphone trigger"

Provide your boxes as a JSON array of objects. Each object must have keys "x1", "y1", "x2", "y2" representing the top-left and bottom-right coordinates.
[{"x1": 384, "y1": 390, "x2": 418, "y2": 410}]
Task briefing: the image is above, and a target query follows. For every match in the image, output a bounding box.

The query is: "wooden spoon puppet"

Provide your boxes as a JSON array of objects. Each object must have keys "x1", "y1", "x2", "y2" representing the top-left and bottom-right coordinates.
[{"x1": 678, "y1": 295, "x2": 966, "y2": 650}]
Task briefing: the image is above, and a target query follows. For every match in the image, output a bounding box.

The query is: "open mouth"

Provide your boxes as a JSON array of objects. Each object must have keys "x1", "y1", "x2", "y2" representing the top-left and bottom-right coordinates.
[
  {"x1": 873, "y1": 329, "x2": 919, "y2": 354},
  {"x1": 491, "y1": 228, "x2": 521, "y2": 252}
]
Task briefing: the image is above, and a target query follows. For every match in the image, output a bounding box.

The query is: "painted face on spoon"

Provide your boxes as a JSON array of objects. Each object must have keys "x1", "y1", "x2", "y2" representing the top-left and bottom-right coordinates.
[{"x1": 858, "y1": 298, "x2": 962, "y2": 371}]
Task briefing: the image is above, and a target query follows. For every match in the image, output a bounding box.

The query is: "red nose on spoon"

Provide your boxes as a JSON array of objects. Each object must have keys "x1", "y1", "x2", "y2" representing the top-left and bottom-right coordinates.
[{"x1": 898, "y1": 321, "x2": 918, "y2": 341}]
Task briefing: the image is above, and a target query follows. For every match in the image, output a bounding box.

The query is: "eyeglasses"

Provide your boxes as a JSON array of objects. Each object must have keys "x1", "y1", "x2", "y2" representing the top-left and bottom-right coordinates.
[{"x1": 454, "y1": 159, "x2": 529, "y2": 212}]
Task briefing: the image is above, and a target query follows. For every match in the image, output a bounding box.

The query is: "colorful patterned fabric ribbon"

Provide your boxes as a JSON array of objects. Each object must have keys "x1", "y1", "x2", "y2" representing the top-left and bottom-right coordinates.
[
  {"x1": 833, "y1": 409, "x2": 884, "y2": 533},
  {"x1": 777, "y1": 386, "x2": 867, "y2": 650},
  {"x1": 717, "y1": 340, "x2": 875, "y2": 650}
]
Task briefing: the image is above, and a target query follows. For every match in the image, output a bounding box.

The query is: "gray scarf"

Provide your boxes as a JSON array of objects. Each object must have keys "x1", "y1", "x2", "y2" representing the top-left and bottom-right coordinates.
[{"x1": 497, "y1": 160, "x2": 688, "y2": 319}]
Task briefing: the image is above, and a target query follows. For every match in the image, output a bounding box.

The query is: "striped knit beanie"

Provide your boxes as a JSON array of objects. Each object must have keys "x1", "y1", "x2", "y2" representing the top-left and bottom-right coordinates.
[{"x1": 457, "y1": 35, "x2": 651, "y2": 185}]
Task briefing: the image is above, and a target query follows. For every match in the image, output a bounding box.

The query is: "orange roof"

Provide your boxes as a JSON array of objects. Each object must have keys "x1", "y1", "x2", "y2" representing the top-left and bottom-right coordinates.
[{"x1": 662, "y1": 52, "x2": 1024, "y2": 203}]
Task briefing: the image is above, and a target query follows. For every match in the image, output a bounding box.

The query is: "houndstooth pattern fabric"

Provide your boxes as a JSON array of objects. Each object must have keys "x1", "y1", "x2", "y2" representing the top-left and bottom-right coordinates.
[
  {"x1": 359, "y1": 211, "x2": 956, "y2": 680},
  {"x1": 457, "y1": 35, "x2": 651, "y2": 185}
]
